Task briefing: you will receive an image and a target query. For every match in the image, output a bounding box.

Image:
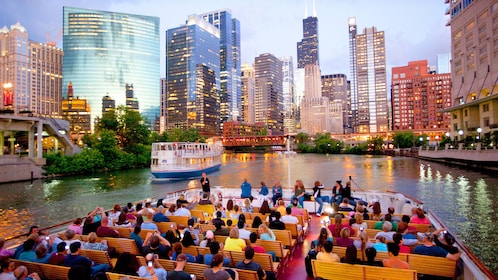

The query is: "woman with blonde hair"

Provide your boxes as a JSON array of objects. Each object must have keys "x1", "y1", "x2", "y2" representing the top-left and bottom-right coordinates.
[
  {"x1": 224, "y1": 227, "x2": 246, "y2": 251},
  {"x1": 241, "y1": 198, "x2": 253, "y2": 213},
  {"x1": 82, "y1": 232, "x2": 108, "y2": 251},
  {"x1": 336, "y1": 228, "x2": 354, "y2": 247},
  {"x1": 351, "y1": 213, "x2": 367, "y2": 232},
  {"x1": 353, "y1": 230, "x2": 374, "y2": 261},
  {"x1": 258, "y1": 224, "x2": 276, "y2": 241}
]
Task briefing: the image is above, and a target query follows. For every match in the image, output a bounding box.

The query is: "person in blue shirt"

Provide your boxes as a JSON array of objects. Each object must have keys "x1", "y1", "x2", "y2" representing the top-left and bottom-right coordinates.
[
  {"x1": 241, "y1": 179, "x2": 252, "y2": 199},
  {"x1": 271, "y1": 181, "x2": 283, "y2": 206},
  {"x1": 258, "y1": 182, "x2": 269, "y2": 197},
  {"x1": 203, "y1": 241, "x2": 230, "y2": 266}
]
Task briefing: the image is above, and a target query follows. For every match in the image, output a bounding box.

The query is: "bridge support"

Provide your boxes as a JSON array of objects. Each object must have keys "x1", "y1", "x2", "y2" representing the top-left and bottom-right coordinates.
[{"x1": 0, "y1": 130, "x2": 3, "y2": 155}]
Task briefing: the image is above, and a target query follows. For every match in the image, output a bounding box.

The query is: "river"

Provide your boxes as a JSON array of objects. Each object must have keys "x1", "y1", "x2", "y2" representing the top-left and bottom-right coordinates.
[{"x1": 0, "y1": 153, "x2": 497, "y2": 274}]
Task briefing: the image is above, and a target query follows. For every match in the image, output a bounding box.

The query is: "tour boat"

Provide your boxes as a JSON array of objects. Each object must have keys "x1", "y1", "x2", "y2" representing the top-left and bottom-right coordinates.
[{"x1": 150, "y1": 141, "x2": 223, "y2": 179}]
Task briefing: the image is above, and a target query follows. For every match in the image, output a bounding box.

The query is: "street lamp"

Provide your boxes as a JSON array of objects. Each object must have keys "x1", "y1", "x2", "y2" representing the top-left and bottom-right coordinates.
[
  {"x1": 458, "y1": 129, "x2": 464, "y2": 141},
  {"x1": 477, "y1": 127, "x2": 482, "y2": 141}
]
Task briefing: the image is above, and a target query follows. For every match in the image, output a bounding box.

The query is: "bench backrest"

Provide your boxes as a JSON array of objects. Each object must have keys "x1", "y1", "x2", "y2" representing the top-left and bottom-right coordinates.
[
  {"x1": 199, "y1": 224, "x2": 216, "y2": 233},
  {"x1": 80, "y1": 249, "x2": 113, "y2": 269},
  {"x1": 272, "y1": 229, "x2": 294, "y2": 248},
  {"x1": 312, "y1": 260, "x2": 418, "y2": 280},
  {"x1": 167, "y1": 216, "x2": 190, "y2": 229},
  {"x1": 106, "y1": 272, "x2": 146, "y2": 280},
  {"x1": 256, "y1": 240, "x2": 285, "y2": 258},
  {"x1": 156, "y1": 222, "x2": 178, "y2": 233},
  {"x1": 407, "y1": 254, "x2": 456, "y2": 278},
  {"x1": 193, "y1": 204, "x2": 215, "y2": 214},
  {"x1": 233, "y1": 268, "x2": 259, "y2": 280},
  {"x1": 363, "y1": 263, "x2": 418, "y2": 280},
  {"x1": 284, "y1": 223, "x2": 300, "y2": 238},
  {"x1": 105, "y1": 237, "x2": 140, "y2": 255},
  {"x1": 112, "y1": 227, "x2": 132, "y2": 238}
]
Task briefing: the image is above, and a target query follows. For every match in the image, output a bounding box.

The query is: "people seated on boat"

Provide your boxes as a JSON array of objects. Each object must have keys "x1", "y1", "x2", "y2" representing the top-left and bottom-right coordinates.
[
  {"x1": 181, "y1": 231, "x2": 197, "y2": 248},
  {"x1": 240, "y1": 179, "x2": 253, "y2": 199},
  {"x1": 259, "y1": 200, "x2": 272, "y2": 215},
  {"x1": 312, "y1": 181, "x2": 325, "y2": 216},
  {"x1": 331, "y1": 180, "x2": 344, "y2": 204},
  {"x1": 236, "y1": 220, "x2": 252, "y2": 240},
  {"x1": 268, "y1": 211, "x2": 285, "y2": 230},
  {"x1": 362, "y1": 247, "x2": 383, "y2": 266},
  {"x1": 165, "y1": 204, "x2": 177, "y2": 216},
  {"x1": 96, "y1": 216, "x2": 120, "y2": 238},
  {"x1": 67, "y1": 218, "x2": 83, "y2": 235},
  {"x1": 355, "y1": 203, "x2": 370, "y2": 221},
  {"x1": 386, "y1": 207, "x2": 401, "y2": 222},
  {"x1": 245, "y1": 232, "x2": 277, "y2": 262},
  {"x1": 174, "y1": 202, "x2": 192, "y2": 218},
  {"x1": 373, "y1": 236, "x2": 388, "y2": 252},
  {"x1": 342, "y1": 181, "x2": 352, "y2": 201},
  {"x1": 212, "y1": 211, "x2": 226, "y2": 227},
  {"x1": 414, "y1": 232, "x2": 458, "y2": 260},
  {"x1": 171, "y1": 242, "x2": 199, "y2": 263},
  {"x1": 251, "y1": 216, "x2": 263, "y2": 229},
  {"x1": 137, "y1": 253, "x2": 167, "y2": 280},
  {"x1": 236, "y1": 246, "x2": 275, "y2": 280},
  {"x1": 176, "y1": 194, "x2": 189, "y2": 208},
  {"x1": 339, "y1": 198, "x2": 355, "y2": 212},
  {"x1": 275, "y1": 199, "x2": 287, "y2": 217},
  {"x1": 433, "y1": 228, "x2": 460, "y2": 257},
  {"x1": 224, "y1": 228, "x2": 246, "y2": 252},
  {"x1": 368, "y1": 201, "x2": 382, "y2": 221},
  {"x1": 328, "y1": 214, "x2": 356, "y2": 238},
  {"x1": 203, "y1": 241, "x2": 230, "y2": 266},
  {"x1": 213, "y1": 220, "x2": 230, "y2": 237},
  {"x1": 313, "y1": 227, "x2": 334, "y2": 252},
  {"x1": 230, "y1": 205, "x2": 242, "y2": 220},
  {"x1": 316, "y1": 240, "x2": 340, "y2": 262},
  {"x1": 291, "y1": 179, "x2": 306, "y2": 208},
  {"x1": 204, "y1": 253, "x2": 238, "y2": 280},
  {"x1": 281, "y1": 207, "x2": 302, "y2": 232},
  {"x1": 401, "y1": 215, "x2": 417, "y2": 233},
  {"x1": 112, "y1": 252, "x2": 140, "y2": 277},
  {"x1": 48, "y1": 242, "x2": 67, "y2": 265},
  {"x1": 336, "y1": 228, "x2": 354, "y2": 247},
  {"x1": 200, "y1": 172, "x2": 211, "y2": 198},
  {"x1": 31, "y1": 243, "x2": 52, "y2": 264},
  {"x1": 153, "y1": 206, "x2": 170, "y2": 223},
  {"x1": 289, "y1": 198, "x2": 304, "y2": 216},
  {"x1": 258, "y1": 224, "x2": 276, "y2": 241},
  {"x1": 82, "y1": 207, "x2": 104, "y2": 235},
  {"x1": 213, "y1": 203, "x2": 227, "y2": 218},
  {"x1": 142, "y1": 233, "x2": 172, "y2": 259},
  {"x1": 64, "y1": 242, "x2": 109, "y2": 278},
  {"x1": 258, "y1": 181, "x2": 269, "y2": 198},
  {"x1": 351, "y1": 213, "x2": 368, "y2": 231},
  {"x1": 382, "y1": 242, "x2": 410, "y2": 269},
  {"x1": 164, "y1": 228, "x2": 182, "y2": 246},
  {"x1": 199, "y1": 230, "x2": 214, "y2": 248},
  {"x1": 271, "y1": 181, "x2": 283, "y2": 207},
  {"x1": 374, "y1": 214, "x2": 398, "y2": 231},
  {"x1": 226, "y1": 199, "x2": 234, "y2": 217},
  {"x1": 373, "y1": 221, "x2": 395, "y2": 242},
  {"x1": 129, "y1": 226, "x2": 144, "y2": 253},
  {"x1": 13, "y1": 265, "x2": 40, "y2": 280},
  {"x1": 0, "y1": 260, "x2": 16, "y2": 280},
  {"x1": 392, "y1": 233, "x2": 411, "y2": 254},
  {"x1": 395, "y1": 222, "x2": 419, "y2": 246},
  {"x1": 138, "y1": 202, "x2": 155, "y2": 216},
  {"x1": 341, "y1": 245, "x2": 362, "y2": 264},
  {"x1": 241, "y1": 198, "x2": 254, "y2": 213},
  {"x1": 0, "y1": 238, "x2": 13, "y2": 260},
  {"x1": 354, "y1": 231, "x2": 374, "y2": 259},
  {"x1": 108, "y1": 204, "x2": 122, "y2": 225},
  {"x1": 411, "y1": 208, "x2": 431, "y2": 224},
  {"x1": 114, "y1": 212, "x2": 134, "y2": 228},
  {"x1": 199, "y1": 193, "x2": 213, "y2": 205},
  {"x1": 82, "y1": 232, "x2": 108, "y2": 251}
]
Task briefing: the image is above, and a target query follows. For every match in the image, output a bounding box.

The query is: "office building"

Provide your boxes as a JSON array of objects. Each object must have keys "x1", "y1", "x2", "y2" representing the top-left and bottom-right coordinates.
[
  {"x1": 164, "y1": 15, "x2": 220, "y2": 137},
  {"x1": 350, "y1": 21, "x2": 389, "y2": 134},
  {"x1": 391, "y1": 60, "x2": 452, "y2": 134},
  {"x1": 254, "y1": 53, "x2": 283, "y2": 134},
  {"x1": 443, "y1": 0, "x2": 497, "y2": 142},
  {"x1": 437, "y1": 53, "x2": 451, "y2": 74},
  {"x1": 241, "y1": 63, "x2": 255, "y2": 124},
  {"x1": 102, "y1": 95, "x2": 115, "y2": 113},
  {"x1": 62, "y1": 7, "x2": 160, "y2": 130},
  {"x1": 297, "y1": 2, "x2": 319, "y2": 68},
  {"x1": 200, "y1": 10, "x2": 241, "y2": 122},
  {"x1": 0, "y1": 22, "x2": 63, "y2": 117},
  {"x1": 125, "y1": 84, "x2": 139, "y2": 112},
  {"x1": 281, "y1": 56, "x2": 296, "y2": 133},
  {"x1": 322, "y1": 74, "x2": 350, "y2": 133},
  {"x1": 61, "y1": 82, "x2": 91, "y2": 142}
]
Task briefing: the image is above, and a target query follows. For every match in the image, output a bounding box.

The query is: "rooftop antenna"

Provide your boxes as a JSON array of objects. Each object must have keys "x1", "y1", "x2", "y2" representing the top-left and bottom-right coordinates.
[
  {"x1": 312, "y1": 0, "x2": 317, "y2": 17},
  {"x1": 304, "y1": 0, "x2": 308, "y2": 18}
]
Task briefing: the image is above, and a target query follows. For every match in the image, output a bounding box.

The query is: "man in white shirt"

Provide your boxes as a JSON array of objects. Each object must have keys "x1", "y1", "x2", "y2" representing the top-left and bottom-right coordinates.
[
  {"x1": 237, "y1": 220, "x2": 252, "y2": 240},
  {"x1": 174, "y1": 202, "x2": 191, "y2": 217},
  {"x1": 373, "y1": 221, "x2": 395, "y2": 242},
  {"x1": 281, "y1": 207, "x2": 302, "y2": 232}
]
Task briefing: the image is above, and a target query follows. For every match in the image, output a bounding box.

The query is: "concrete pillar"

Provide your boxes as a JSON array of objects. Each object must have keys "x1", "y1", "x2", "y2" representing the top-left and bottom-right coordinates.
[
  {"x1": 8, "y1": 132, "x2": 15, "y2": 155},
  {"x1": 445, "y1": 143, "x2": 449, "y2": 150},
  {"x1": 477, "y1": 142, "x2": 481, "y2": 151},
  {"x1": 28, "y1": 126, "x2": 34, "y2": 158},
  {"x1": 37, "y1": 121, "x2": 43, "y2": 158},
  {"x1": 0, "y1": 130, "x2": 3, "y2": 156},
  {"x1": 458, "y1": 143, "x2": 463, "y2": 150}
]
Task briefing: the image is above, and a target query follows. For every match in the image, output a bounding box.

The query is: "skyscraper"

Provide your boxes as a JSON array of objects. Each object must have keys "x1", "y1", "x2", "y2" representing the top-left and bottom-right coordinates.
[
  {"x1": 297, "y1": 1, "x2": 319, "y2": 68},
  {"x1": 163, "y1": 15, "x2": 220, "y2": 137},
  {"x1": 281, "y1": 56, "x2": 296, "y2": 133},
  {"x1": 0, "y1": 22, "x2": 63, "y2": 117},
  {"x1": 200, "y1": 10, "x2": 241, "y2": 123},
  {"x1": 350, "y1": 23, "x2": 388, "y2": 134},
  {"x1": 241, "y1": 63, "x2": 255, "y2": 124},
  {"x1": 62, "y1": 82, "x2": 91, "y2": 142},
  {"x1": 322, "y1": 74, "x2": 350, "y2": 133},
  {"x1": 254, "y1": 53, "x2": 283, "y2": 134},
  {"x1": 125, "y1": 84, "x2": 139, "y2": 112},
  {"x1": 62, "y1": 7, "x2": 160, "y2": 129},
  {"x1": 348, "y1": 17, "x2": 358, "y2": 132}
]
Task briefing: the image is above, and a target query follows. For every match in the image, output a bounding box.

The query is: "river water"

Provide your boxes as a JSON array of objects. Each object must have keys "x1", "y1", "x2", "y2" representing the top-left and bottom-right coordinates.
[{"x1": 0, "y1": 153, "x2": 497, "y2": 274}]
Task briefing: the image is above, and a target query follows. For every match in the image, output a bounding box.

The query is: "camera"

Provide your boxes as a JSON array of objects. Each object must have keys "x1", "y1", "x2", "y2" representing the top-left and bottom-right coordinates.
[
  {"x1": 359, "y1": 227, "x2": 364, "y2": 231},
  {"x1": 190, "y1": 274, "x2": 195, "y2": 279},
  {"x1": 443, "y1": 230, "x2": 447, "y2": 234},
  {"x1": 65, "y1": 245, "x2": 69, "y2": 250},
  {"x1": 147, "y1": 261, "x2": 153, "y2": 267},
  {"x1": 45, "y1": 236, "x2": 50, "y2": 240}
]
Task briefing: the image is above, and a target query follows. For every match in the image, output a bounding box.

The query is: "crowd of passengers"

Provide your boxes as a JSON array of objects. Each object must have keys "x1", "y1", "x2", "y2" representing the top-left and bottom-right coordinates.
[{"x1": 0, "y1": 179, "x2": 461, "y2": 280}]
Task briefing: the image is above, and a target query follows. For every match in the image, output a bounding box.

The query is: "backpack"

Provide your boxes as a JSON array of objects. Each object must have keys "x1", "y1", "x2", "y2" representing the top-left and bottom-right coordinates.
[{"x1": 305, "y1": 248, "x2": 317, "y2": 277}]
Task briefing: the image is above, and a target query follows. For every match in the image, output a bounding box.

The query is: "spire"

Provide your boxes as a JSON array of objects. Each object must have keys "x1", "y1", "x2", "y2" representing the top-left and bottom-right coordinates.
[
  {"x1": 312, "y1": 0, "x2": 317, "y2": 17},
  {"x1": 304, "y1": 0, "x2": 308, "y2": 18}
]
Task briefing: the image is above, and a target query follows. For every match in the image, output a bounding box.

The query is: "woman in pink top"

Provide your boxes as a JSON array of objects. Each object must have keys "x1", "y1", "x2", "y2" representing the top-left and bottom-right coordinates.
[
  {"x1": 67, "y1": 217, "x2": 83, "y2": 235},
  {"x1": 410, "y1": 208, "x2": 430, "y2": 224}
]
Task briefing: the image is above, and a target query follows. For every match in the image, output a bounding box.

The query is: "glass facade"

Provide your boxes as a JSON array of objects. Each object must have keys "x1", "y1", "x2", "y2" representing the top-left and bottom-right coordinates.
[
  {"x1": 297, "y1": 16, "x2": 319, "y2": 68},
  {"x1": 62, "y1": 7, "x2": 160, "y2": 129},
  {"x1": 164, "y1": 15, "x2": 220, "y2": 136}
]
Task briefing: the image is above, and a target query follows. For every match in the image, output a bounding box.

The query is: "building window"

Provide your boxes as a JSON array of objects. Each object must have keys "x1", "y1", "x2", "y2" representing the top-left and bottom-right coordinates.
[
  {"x1": 483, "y1": 103, "x2": 489, "y2": 112},
  {"x1": 484, "y1": 117, "x2": 490, "y2": 127},
  {"x1": 464, "y1": 109, "x2": 468, "y2": 117}
]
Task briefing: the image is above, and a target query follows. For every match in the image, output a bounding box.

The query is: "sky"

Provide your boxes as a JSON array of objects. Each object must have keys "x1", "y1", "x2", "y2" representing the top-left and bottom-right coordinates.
[{"x1": 1, "y1": 0, "x2": 451, "y2": 78}]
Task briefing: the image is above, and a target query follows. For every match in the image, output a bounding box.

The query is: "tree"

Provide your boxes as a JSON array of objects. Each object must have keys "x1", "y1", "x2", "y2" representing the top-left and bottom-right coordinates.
[
  {"x1": 367, "y1": 136, "x2": 384, "y2": 154},
  {"x1": 393, "y1": 132, "x2": 415, "y2": 148},
  {"x1": 295, "y1": 132, "x2": 310, "y2": 144}
]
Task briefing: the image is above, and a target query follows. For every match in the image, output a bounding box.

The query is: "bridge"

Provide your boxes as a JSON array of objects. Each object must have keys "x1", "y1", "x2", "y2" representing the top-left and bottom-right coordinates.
[
  {"x1": 222, "y1": 135, "x2": 289, "y2": 148},
  {"x1": 0, "y1": 114, "x2": 81, "y2": 183}
]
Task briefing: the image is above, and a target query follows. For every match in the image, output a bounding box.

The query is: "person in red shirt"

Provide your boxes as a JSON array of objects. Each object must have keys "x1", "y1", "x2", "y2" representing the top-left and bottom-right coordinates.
[{"x1": 245, "y1": 232, "x2": 265, "y2": 253}]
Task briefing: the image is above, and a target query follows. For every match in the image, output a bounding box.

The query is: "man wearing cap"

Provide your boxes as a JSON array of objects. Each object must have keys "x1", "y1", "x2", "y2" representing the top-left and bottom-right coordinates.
[
  {"x1": 166, "y1": 253, "x2": 193, "y2": 280},
  {"x1": 138, "y1": 253, "x2": 167, "y2": 280},
  {"x1": 414, "y1": 232, "x2": 457, "y2": 260}
]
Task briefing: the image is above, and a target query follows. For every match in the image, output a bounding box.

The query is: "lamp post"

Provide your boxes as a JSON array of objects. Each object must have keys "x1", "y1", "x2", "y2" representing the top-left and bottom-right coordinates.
[
  {"x1": 435, "y1": 135, "x2": 440, "y2": 147},
  {"x1": 419, "y1": 137, "x2": 423, "y2": 146},
  {"x1": 476, "y1": 127, "x2": 482, "y2": 142},
  {"x1": 458, "y1": 129, "x2": 464, "y2": 142}
]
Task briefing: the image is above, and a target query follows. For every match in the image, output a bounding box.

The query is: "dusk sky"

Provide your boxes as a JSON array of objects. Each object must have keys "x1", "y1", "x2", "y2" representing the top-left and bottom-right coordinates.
[{"x1": 1, "y1": 0, "x2": 451, "y2": 78}]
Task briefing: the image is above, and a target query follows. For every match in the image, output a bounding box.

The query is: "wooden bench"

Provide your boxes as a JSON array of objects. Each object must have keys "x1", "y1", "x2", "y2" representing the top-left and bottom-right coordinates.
[
  {"x1": 272, "y1": 229, "x2": 297, "y2": 255},
  {"x1": 10, "y1": 260, "x2": 71, "y2": 280},
  {"x1": 105, "y1": 237, "x2": 140, "y2": 255},
  {"x1": 311, "y1": 259, "x2": 418, "y2": 280},
  {"x1": 155, "y1": 258, "x2": 209, "y2": 280},
  {"x1": 112, "y1": 227, "x2": 132, "y2": 238},
  {"x1": 10, "y1": 260, "x2": 45, "y2": 277},
  {"x1": 199, "y1": 223, "x2": 216, "y2": 233},
  {"x1": 256, "y1": 239, "x2": 289, "y2": 265},
  {"x1": 232, "y1": 268, "x2": 259, "y2": 280},
  {"x1": 106, "y1": 272, "x2": 147, "y2": 280},
  {"x1": 284, "y1": 223, "x2": 303, "y2": 241},
  {"x1": 191, "y1": 210, "x2": 206, "y2": 222},
  {"x1": 229, "y1": 250, "x2": 280, "y2": 275},
  {"x1": 80, "y1": 249, "x2": 115, "y2": 269},
  {"x1": 156, "y1": 221, "x2": 178, "y2": 233},
  {"x1": 408, "y1": 223, "x2": 430, "y2": 233},
  {"x1": 407, "y1": 254, "x2": 456, "y2": 279},
  {"x1": 167, "y1": 216, "x2": 190, "y2": 229},
  {"x1": 365, "y1": 228, "x2": 381, "y2": 239},
  {"x1": 214, "y1": 235, "x2": 228, "y2": 244},
  {"x1": 194, "y1": 204, "x2": 215, "y2": 214},
  {"x1": 332, "y1": 246, "x2": 403, "y2": 261}
]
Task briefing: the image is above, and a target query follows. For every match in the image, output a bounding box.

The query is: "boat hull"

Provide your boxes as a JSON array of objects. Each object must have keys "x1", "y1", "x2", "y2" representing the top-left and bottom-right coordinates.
[{"x1": 151, "y1": 164, "x2": 221, "y2": 179}]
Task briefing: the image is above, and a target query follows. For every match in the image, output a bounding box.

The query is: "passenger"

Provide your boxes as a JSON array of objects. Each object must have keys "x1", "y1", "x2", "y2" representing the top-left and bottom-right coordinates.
[
  {"x1": 434, "y1": 228, "x2": 460, "y2": 257},
  {"x1": 115, "y1": 211, "x2": 133, "y2": 228},
  {"x1": 374, "y1": 214, "x2": 397, "y2": 232},
  {"x1": 108, "y1": 204, "x2": 122, "y2": 225},
  {"x1": 275, "y1": 199, "x2": 287, "y2": 217},
  {"x1": 198, "y1": 193, "x2": 213, "y2": 205},
  {"x1": 331, "y1": 180, "x2": 343, "y2": 204},
  {"x1": 174, "y1": 202, "x2": 191, "y2": 217},
  {"x1": 313, "y1": 181, "x2": 325, "y2": 216},
  {"x1": 0, "y1": 238, "x2": 13, "y2": 259},
  {"x1": 341, "y1": 245, "x2": 362, "y2": 264},
  {"x1": 64, "y1": 242, "x2": 109, "y2": 278},
  {"x1": 137, "y1": 253, "x2": 167, "y2": 280},
  {"x1": 383, "y1": 243, "x2": 410, "y2": 269},
  {"x1": 396, "y1": 222, "x2": 418, "y2": 246},
  {"x1": 373, "y1": 236, "x2": 388, "y2": 252},
  {"x1": 268, "y1": 211, "x2": 285, "y2": 230},
  {"x1": 387, "y1": 207, "x2": 401, "y2": 222},
  {"x1": 236, "y1": 246, "x2": 275, "y2": 280},
  {"x1": 204, "y1": 253, "x2": 237, "y2": 280},
  {"x1": 212, "y1": 211, "x2": 226, "y2": 227},
  {"x1": 0, "y1": 260, "x2": 16, "y2": 279},
  {"x1": 199, "y1": 230, "x2": 214, "y2": 248},
  {"x1": 32, "y1": 244, "x2": 52, "y2": 264},
  {"x1": 401, "y1": 215, "x2": 417, "y2": 233},
  {"x1": 181, "y1": 231, "x2": 196, "y2": 248},
  {"x1": 258, "y1": 181, "x2": 269, "y2": 198},
  {"x1": 165, "y1": 204, "x2": 176, "y2": 216},
  {"x1": 17, "y1": 239, "x2": 37, "y2": 262},
  {"x1": 259, "y1": 200, "x2": 272, "y2": 215},
  {"x1": 392, "y1": 233, "x2": 411, "y2": 254},
  {"x1": 289, "y1": 198, "x2": 304, "y2": 216},
  {"x1": 373, "y1": 221, "x2": 395, "y2": 241},
  {"x1": 226, "y1": 199, "x2": 234, "y2": 217},
  {"x1": 213, "y1": 220, "x2": 230, "y2": 237},
  {"x1": 351, "y1": 213, "x2": 367, "y2": 230},
  {"x1": 414, "y1": 232, "x2": 459, "y2": 260},
  {"x1": 291, "y1": 180, "x2": 306, "y2": 208},
  {"x1": 356, "y1": 203, "x2": 370, "y2": 221},
  {"x1": 241, "y1": 198, "x2": 254, "y2": 213},
  {"x1": 213, "y1": 203, "x2": 227, "y2": 218},
  {"x1": 237, "y1": 220, "x2": 252, "y2": 240},
  {"x1": 82, "y1": 232, "x2": 108, "y2": 251},
  {"x1": 13, "y1": 265, "x2": 41, "y2": 280},
  {"x1": 176, "y1": 194, "x2": 188, "y2": 208},
  {"x1": 203, "y1": 242, "x2": 230, "y2": 267},
  {"x1": 63, "y1": 229, "x2": 82, "y2": 248},
  {"x1": 171, "y1": 243, "x2": 196, "y2": 263},
  {"x1": 230, "y1": 204, "x2": 241, "y2": 220},
  {"x1": 67, "y1": 218, "x2": 83, "y2": 235},
  {"x1": 240, "y1": 179, "x2": 253, "y2": 199},
  {"x1": 96, "y1": 216, "x2": 120, "y2": 237},
  {"x1": 130, "y1": 226, "x2": 144, "y2": 253},
  {"x1": 362, "y1": 247, "x2": 383, "y2": 267},
  {"x1": 281, "y1": 207, "x2": 302, "y2": 232},
  {"x1": 152, "y1": 206, "x2": 170, "y2": 223},
  {"x1": 369, "y1": 201, "x2": 382, "y2": 221},
  {"x1": 251, "y1": 216, "x2": 263, "y2": 229},
  {"x1": 271, "y1": 181, "x2": 283, "y2": 206},
  {"x1": 48, "y1": 242, "x2": 67, "y2": 265},
  {"x1": 328, "y1": 214, "x2": 356, "y2": 238},
  {"x1": 82, "y1": 207, "x2": 104, "y2": 235},
  {"x1": 258, "y1": 224, "x2": 276, "y2": 241},
  {"x1": 316, "y1": 240, "x2": 340, "y2": 262},
  {"x1": 142, "y1": 233, "x2": 172, "y2": 259},
  {"x1": 353, "y1": 231, "x2": 373, "y2": 261},
  {"x1": 224, "y1": 228, "x2": 246, "y2": 252},
  {"x1": 411, "y1": 208, "x2": 431, "y2": 224},
  {"x1": 112, "y1": 252, "x2": 140, "y2": 276},
  {"x1": 336, "y1": 228, "x2": 354, "y2": 247}
]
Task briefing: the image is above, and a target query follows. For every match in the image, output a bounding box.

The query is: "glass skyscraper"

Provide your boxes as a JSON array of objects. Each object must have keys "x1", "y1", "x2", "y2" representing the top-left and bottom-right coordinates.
[
  {"x1": 163, "y1": 15, "x2": 220, "y2": 136},
  {"x1": 297, "y1": 16, "x2": 319, "y2": 68},
  {"x1": 62, "y1": 7, "x2": 160, "y2": 129}
]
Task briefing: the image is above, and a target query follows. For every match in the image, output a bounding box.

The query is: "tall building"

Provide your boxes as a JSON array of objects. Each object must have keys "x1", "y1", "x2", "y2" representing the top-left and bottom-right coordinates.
[
  {"x1": 348, "y1": 17, "x2": 358, "y2": 132},
  {"x1": 437, "y1": 53, "x2": 451, "y2": 74},
  {"x1": 391, "y1": 60, "x2": 452, "y2": 133},
  {"x1": 241, "y1": 63, "x2": 255, "y2": 124},
  {"x1": 0, "y1": 22, "x2": 63, "y2": 117},
  {"x1": 102, "y1": 95, "x2": 115, "y2": 113},
  {"x1": 322, "y1": 74, "x2": 350, "y2": 133},
  {"x1": 62, "y1": 82, "x2": 91, "y2": 142},
  {"x1": 444, "y1": 0, "x2": 497, "y2": 142},
  {"x1": 350, "y1": 23, "x2": 388, "y2": 134},
  {"x1": 254, "y1": 53, "x2": 283, "y2": 135},
  {"x1": 163, "y1": 15, "x2": 220, "y2": 137},
  {"x1": 281, "y1": 57, "x2": 296, "y2": 133},
  {"x1": 125, "y1": 84, "x2": 139, "y2": 112},
  {"x1": 297, "y1": 1, "x2": 319, "y2": 68},
  {"x1": 200, "y1": 10, "x2": 241, "y2": 122},
  {"x1": 62, "y1": 7, "x2": 160, "y2": 130}
]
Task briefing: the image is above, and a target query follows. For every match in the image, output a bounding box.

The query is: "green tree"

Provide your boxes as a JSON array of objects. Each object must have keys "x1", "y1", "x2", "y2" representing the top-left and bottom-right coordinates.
[
  {"x1": 295, "y1": 132, "x2": 310, "y2": 144},
  {"x1": 393, "y1": 132, "x2": 415, "y2": 148},
  {"x1": 367, "y1": 136, "x2": 384, "y2": 154},
  {"x1": 116, "y1": 107, "x2": 151, "y2": 152}
]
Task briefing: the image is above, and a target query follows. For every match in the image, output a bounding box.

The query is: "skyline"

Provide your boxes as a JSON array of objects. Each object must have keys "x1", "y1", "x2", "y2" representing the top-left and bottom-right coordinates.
[{"x1": 1, "y1": 0, "x2": 451, "y2": 79}]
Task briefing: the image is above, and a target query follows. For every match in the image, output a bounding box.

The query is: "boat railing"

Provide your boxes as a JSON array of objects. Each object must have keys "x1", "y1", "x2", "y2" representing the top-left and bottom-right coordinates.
[{"x1": 427, "y1": 209, "x2": 496, "y2": 280}]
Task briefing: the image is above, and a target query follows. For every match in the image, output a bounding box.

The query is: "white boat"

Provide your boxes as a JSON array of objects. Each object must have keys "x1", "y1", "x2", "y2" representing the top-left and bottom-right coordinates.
[{"x1": 150, "y1": 141, "x2": 223, "y2": 179}]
